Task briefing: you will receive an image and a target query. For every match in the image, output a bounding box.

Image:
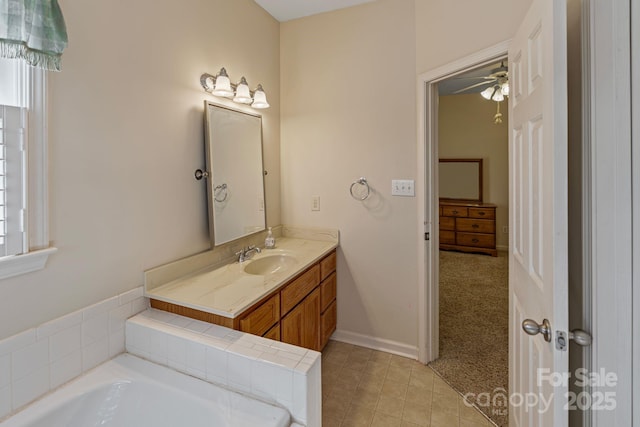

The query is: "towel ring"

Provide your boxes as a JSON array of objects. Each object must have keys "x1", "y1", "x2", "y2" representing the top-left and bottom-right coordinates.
[
  {"x1": 350, "y1": 177, "x2": 370, "y2": 201},
  {"x1": 213, "y1": 183, "x2": 228, "y2": 202}
]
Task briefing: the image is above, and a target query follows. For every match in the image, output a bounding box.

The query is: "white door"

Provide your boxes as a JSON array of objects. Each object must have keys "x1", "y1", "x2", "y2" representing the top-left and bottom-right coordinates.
[{"x1": 508, "y1": 0, "x2": 568, "y2": 426}]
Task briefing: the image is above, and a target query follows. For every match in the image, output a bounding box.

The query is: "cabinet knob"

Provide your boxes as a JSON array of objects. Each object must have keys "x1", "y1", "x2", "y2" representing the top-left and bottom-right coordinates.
[
  {"x1": 452, "y1": 210, "x2": 458, "y2": 214},
  {"x1": 478, "y1": 212, "x2": 486, "y2": 216},
  {"x1": 472, "y1": 224, "x2": 479, "y2": 229},
  {"x1": 472, "y1": 238, "x2": 479, "y2": 243}
]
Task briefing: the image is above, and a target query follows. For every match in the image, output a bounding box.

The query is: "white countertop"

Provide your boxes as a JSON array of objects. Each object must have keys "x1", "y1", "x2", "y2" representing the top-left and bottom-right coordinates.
[{"x1": 146, "y1": 237, "x2": 338, "y2": 319}]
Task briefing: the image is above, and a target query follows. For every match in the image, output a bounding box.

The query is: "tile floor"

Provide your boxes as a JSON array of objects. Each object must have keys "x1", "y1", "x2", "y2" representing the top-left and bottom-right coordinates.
[{"x1": 321, "y1": 341, "x2": 494, "y2": 427}]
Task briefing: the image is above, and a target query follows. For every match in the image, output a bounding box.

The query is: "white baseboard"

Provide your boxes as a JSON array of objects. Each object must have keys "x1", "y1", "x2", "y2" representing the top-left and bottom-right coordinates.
[{"x1": 330, "y1": 329, "x2": 418, "y2": 360}]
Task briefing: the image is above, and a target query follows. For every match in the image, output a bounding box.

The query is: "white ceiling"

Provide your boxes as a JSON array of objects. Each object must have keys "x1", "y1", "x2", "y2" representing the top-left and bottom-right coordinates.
[{"x1": 254, "y1": 0, "x2": 375, "y2": 22}]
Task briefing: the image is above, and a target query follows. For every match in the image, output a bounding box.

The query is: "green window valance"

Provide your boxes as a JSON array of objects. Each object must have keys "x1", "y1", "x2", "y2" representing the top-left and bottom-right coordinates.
[{"x1": 0, "y1": 0, "x2": 68, "y2": 71}]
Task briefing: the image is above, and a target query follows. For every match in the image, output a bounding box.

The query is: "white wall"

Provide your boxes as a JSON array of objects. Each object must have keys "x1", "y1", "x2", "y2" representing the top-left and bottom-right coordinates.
[{"x1": 0, "y1": 0, "x2": 280, "y2": 340}]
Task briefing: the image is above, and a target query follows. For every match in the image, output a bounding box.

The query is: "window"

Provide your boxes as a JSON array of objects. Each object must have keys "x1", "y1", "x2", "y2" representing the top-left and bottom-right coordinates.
[{"x1": 0, "y1": 57, "x2": 56, "y2": 279}]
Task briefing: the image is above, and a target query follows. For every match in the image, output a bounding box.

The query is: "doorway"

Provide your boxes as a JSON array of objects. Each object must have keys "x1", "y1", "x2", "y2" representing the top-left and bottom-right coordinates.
[{"x1": 426, "y1": 59, "x2": 510, "y2": 426}]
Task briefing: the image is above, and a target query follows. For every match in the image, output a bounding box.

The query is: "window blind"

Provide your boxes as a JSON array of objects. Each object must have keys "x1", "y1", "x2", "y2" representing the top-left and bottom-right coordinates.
[{"x1": 0, "y1": 105, "x2": 26, "y2": 257}]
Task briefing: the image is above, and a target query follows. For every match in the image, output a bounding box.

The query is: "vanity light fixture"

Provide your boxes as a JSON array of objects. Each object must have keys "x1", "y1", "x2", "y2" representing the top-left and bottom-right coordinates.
[{"x1": 200, "y1": 68, "x2": 270, "y2": 109}]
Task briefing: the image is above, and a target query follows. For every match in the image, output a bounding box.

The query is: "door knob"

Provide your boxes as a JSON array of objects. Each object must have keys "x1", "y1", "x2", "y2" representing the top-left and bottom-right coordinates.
[
  {"x1": 522, "y1": 318, "x2": 552, "y2": 342},
  {"x1": 569, "y1": 329, "x2": 592, "y2": 346}
]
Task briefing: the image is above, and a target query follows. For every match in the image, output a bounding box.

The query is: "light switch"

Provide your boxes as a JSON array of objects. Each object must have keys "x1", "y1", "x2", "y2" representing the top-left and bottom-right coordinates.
[
  {"x1": 391, "y1": 179, "x2": 415, "y2": 197},
  {"x1": 311, "y1": 195, "x2": 320, "y2": 211}
]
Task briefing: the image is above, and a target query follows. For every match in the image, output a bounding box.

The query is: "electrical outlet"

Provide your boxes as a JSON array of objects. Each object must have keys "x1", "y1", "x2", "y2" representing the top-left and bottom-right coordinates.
[
  {"x1": 502, "y1": 226, "x2": 509, "y2": 234},
  {"x1": 391, "y1": 179, "x2": 415, "y2": 197},
  {"x1": 258, "y1": 197, "x2": 264, "y2": 212},
  {"x1": 311, "y1": 195, "x2": 320, "y2": 211}
]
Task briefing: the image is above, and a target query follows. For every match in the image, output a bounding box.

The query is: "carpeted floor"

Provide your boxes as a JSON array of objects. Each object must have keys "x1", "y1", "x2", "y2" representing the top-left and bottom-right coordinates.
[{"x1": 428, "y1": 250, "x2": 509, "y2": 427}]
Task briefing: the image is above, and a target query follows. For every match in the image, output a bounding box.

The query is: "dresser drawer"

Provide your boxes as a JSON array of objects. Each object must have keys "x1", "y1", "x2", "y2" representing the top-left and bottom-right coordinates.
[
  {"x1": 442, "y1": 206, "x2": 468, "y2": 217},
  {"x1": 281, "y1": 264, "x2": 320, "y2": 315},
  {"x1": 439, "y1": 216, "x2": 455, "y2": 231},
  {"x1": 456, "y1": 218, "x2": 495, "y2": 234},
  {"x1": 457, "y1": 232, "x2": 495, "y2": 248},
  {"x1": 440, "y1": 230, "x2": 456, "y2": 244},
  {"x1": 468, "y1": 207, "x2": 495, "y2": 220}
]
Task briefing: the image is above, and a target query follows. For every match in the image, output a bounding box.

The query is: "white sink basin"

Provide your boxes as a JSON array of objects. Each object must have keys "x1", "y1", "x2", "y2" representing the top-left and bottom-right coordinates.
[{"x1": 244, "y1": 254, "x2": 298, "y2": 276}]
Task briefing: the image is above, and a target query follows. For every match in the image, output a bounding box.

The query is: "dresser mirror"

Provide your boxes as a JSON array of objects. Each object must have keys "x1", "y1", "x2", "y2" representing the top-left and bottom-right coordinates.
[
  {"x1": 439, "y1": 158, "x2": 483, "y2": 203},
  {"x1": 204, "y1": 102, "x2": 266, "y2": 246}
]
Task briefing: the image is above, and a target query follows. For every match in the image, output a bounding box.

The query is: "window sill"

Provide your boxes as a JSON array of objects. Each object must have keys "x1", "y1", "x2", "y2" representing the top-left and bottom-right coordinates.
[{"x1": 0, "y1": 247, "x2": 58, "y2": 280}]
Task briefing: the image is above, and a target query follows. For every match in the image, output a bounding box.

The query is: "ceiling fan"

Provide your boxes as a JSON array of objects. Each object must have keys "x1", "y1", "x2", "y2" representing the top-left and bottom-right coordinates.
[{"x1": 452, "y1": 62, "x2": 509, "y2": 101}]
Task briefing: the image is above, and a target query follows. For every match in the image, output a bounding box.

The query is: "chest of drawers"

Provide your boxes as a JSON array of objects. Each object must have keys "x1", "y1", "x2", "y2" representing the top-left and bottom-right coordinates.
[{"x1": 439, "y1": 202, "x2": 497, "y2": 256}]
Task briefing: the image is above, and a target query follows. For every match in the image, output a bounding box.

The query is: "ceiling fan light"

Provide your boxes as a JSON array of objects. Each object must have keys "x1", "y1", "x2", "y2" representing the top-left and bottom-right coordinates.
[
  {"x1": 493, "y1": 90, "x2": 505, "y2": 102},
  {"x1": 501, "y1": 82, "x2": 510, "y2": 96},
  {"x1": 481, "y1": 87, "x2": 495, "y2": 100}
]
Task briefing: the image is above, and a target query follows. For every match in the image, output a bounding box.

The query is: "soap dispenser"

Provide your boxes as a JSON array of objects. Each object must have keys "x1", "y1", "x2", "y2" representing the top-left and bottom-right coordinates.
[{"x1": 265, "y1": 227, "x2": 275, "y2": 249}]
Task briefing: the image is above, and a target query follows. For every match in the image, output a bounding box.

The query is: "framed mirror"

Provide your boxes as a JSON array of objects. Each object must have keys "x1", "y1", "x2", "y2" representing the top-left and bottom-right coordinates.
[
  {"x1": 204, "y1": 102, "x2": 266, "y2": 246},
  {"x1": 439, "y1": 158, "x2": 483, "y2": 203}
]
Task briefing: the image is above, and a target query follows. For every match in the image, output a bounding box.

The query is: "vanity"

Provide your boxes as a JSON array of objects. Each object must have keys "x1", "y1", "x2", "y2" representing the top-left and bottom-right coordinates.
[
  {"x1": 145, "y1": 102, "x2": 338, "y2": 352},
  {"x1": 145, "y1": 230, "x2": 338, "y2": 352}
]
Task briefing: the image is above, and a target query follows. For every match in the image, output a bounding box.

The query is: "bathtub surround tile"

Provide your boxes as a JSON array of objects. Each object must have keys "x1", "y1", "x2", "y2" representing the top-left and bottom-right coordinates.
[
  {"x1": 205, "y1": 346, "x2": 228, "y2": 385},
  {"x1": 0, "y1": 286, "x2": 147, "y2": 417},
  {"x1": 0, "y1": 330, "x2": 36, "y2": 357},
  {"x1": 12, "y1": 365, "x2": 49, "y2": 410},
  {"x1": 49, "y1": 324, "x2": 82, "y2": 362},
  {"x1": 126, "y1": 309, "x2": 321, "y2": 427},
  {"x1": 12, "y1": 340, "x2": 48, "y2": 381},
  {"x1": 0, "y1": 385, "x2": 10, "y2": 419},
  {"x1": 36, "y1": 311, "x2": 82, "y2": 339},
  {"x1": 50, "y1": 351, "x2": 82, "y2": 389},
  {"x1": 0, "y1": 353, "x2": 10, "y2": 388}
]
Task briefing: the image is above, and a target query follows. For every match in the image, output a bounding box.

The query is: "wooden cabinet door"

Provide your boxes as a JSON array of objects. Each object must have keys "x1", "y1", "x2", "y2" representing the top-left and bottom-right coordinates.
[
  {"x1": 303, "y1": 287, "x2": 321, "y2": 351},
  {"x1": 281, "y1": 302, "x2": 304, "y2": 347},
  {"x1": 281, "y1": 287, "x2": 321, "y2": 351}
]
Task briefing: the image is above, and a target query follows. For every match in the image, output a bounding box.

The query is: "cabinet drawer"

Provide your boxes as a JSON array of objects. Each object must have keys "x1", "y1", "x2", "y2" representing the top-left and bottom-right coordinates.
[
  {"x1": 442, "y1": 206, "x2": 468, "y2": 217},
  {"x1": 320, "y1": 251, "x2": 337, "y2": 281},
  {"x1": 321, "y1": 300, "x2": 337, "y2": 349},
  {"x1": 440, "y1": 230, "x2": 456, "y2": 244},
  {"x1": 320, "y1": 272, "x2": 337, "y2": 312},
  {"x1": 281, "y1": 264, "x2": 320, "y2": 315},
  {"x1": 263, "y1": 322, "x2": 280, "y2": 341},
  {"x1": 468, "y1": 207, "x2": 495, "y2": 219},
  {"x1": 457, "y1": 232, "x2": 495, "y2": 248},
  {"x1": 239, "y1": 294, "x2": 280, "y2": 336},
  {"x1": 456, "y1": 218, "x2": 495, "y2": 234},
  {"x1": 439, "y1": 216, "x2": 455, "y2": 231}
]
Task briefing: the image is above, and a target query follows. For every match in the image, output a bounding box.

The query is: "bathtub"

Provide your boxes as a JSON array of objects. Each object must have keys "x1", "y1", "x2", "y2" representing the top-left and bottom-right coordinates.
[{"x1": 0, "y1": 353, "x2": 291, "y2": 427}]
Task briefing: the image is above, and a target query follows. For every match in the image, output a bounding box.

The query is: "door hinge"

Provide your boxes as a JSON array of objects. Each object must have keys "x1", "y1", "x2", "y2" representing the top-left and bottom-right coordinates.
[{"x1": 425, "y1": 232, "x2": 430, "y2": 241}]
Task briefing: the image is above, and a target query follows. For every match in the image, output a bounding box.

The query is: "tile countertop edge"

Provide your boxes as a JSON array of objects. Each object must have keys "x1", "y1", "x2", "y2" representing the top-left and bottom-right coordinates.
[{"x1": 143, "y1": 226, "x2": 339, "y2": 320}]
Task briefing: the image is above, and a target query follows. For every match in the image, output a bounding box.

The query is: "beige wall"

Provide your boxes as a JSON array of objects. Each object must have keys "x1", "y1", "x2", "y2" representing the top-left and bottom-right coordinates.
[
  {"x1": 415, "y1": 0, "x2": 533, "y2": 73},
  {"x1": 2, "y1": 0, "x2": 534, "y2": 349},
  {"x1": 438, "y1": 94, "x2": 509, "y2": 249},
  {"x1": 281, "y1": 0, "x2": 530, "y2": 351},
  {"x1": 0, "y1": 0, "x2": 280, "y2": 339},
  {"x1": 281, "y1": 0, "x2": 418, "y2": 349}
]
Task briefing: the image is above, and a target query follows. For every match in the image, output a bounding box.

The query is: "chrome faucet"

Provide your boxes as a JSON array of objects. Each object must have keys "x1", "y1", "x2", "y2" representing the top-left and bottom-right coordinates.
[{"x1": 236, "y1": 245, "x2": 261, "y2": 262}]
